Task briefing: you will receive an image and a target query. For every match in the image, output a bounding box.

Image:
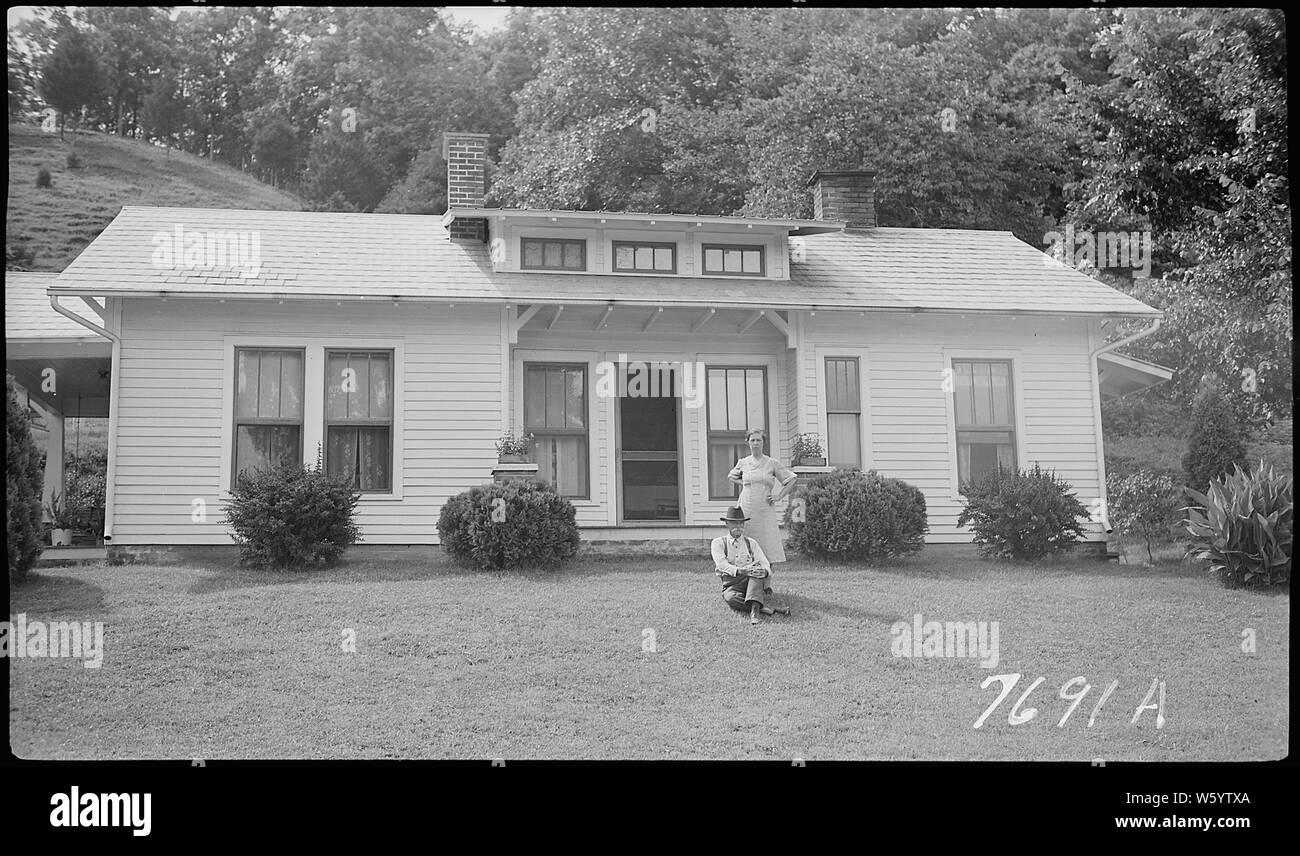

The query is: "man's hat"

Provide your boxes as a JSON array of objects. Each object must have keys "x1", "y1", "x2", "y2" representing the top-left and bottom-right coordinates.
[{"x1": 720, "y1": 506, "x2": 750, "y2": 523}]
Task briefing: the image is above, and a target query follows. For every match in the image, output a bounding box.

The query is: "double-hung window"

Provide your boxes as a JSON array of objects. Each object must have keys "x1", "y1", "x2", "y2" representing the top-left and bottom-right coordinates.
[
  {"x1": 233, "y1": 348, "x2": 304, "y2": 482},
  {"x1": 706, "y1": 366, "x2": 767, "y2": 500},
  {"x1": 825, "y1": 357, "x2": 862, "y2": 468},
  {"x1": 325, "y1": 350, "x2": 394, "y2": 492},
  {"x1": 952, "y1": 359, "x2": 1017, "y2": 485},
  {"x1": 524, "y1": 362, "x2": 589, "y2": 499}
]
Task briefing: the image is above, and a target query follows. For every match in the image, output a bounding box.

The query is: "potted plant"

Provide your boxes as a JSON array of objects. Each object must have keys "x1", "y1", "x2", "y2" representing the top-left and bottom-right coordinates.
[
  {"x1": 495, "y1": 429, "x2": 534, "y2": 463},
  {"x1": 44, "y1": 490, "x2": 76, "y2": 547},
  {"x1": 791, "y1": 433, "x2": 827, "y2": 467}
]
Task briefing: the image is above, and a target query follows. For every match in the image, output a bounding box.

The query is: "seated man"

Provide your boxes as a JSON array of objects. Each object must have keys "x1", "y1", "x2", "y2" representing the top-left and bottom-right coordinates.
[{"x1": 712, "y1": 506, "x2": 791, "y2": 625}]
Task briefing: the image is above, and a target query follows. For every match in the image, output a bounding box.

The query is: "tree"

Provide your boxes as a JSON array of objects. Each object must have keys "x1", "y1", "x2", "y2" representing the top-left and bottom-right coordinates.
[
  {"x1": 299, "y1": 129, "x2": 389, "y2": 212},
  {"x1": 139, "y1": 73, "x2": 188, "y2": 155},
  {"x1": 491, "y1": 7, "x2": 745, "y2": 213},
  {"x1": 249, "y1": 117, "x2": 301, "y2": 188},
  {"x1": 7, "y1": 376, "x2": 46, "y2": 583},
  {"x1": 79, "y1": 6, "x2": 175, "y2": 137},
  {"x1": 1066, "y1": 8, "x2": 1291, "y2": 420},
  {"x1": 1182, "y1": 379, "x2": 1249, "y2": 491},
  {"x1": 37, "y1": 28, "x2": 105, "y2": 140}
]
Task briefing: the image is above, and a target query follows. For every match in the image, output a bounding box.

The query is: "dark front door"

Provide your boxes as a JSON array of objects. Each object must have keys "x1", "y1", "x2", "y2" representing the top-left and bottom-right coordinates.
[{"x1": 617, "y1": 364, "x2": 681, "y2": 522}]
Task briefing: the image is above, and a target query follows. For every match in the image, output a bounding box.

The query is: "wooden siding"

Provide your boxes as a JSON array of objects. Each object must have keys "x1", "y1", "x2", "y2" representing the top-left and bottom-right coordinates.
[
  {"x1": 110, "y1": 299, "x2": 503, "y2": 545},
  {"x1": 108, "y1": 298, "x2": 1106, "y2": 547},
  {"x1": 799, "y1": 312, "x2": 1106, "y2": 542}
]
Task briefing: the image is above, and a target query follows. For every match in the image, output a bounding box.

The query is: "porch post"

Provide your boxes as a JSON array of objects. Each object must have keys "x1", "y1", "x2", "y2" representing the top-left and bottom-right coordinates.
[
  {"x1": 37, "y1": 402, "x2": 65, "y2": 520},
  {"x1": 792, "y1": 311, "x2": 814, "y2": 441}
]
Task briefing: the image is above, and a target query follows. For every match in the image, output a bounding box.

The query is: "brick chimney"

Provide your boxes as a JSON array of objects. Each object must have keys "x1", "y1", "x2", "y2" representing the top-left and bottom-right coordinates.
[
  {"x1": 807, "y1": 169, "x2": 876, "y2": 229},
  {"x1": 443, "y1": 131, "x2": 490, "y2": 242}
]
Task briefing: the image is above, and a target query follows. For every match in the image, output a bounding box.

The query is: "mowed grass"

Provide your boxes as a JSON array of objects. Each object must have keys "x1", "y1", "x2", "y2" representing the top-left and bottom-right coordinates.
[
  {"x1": 9, "y1": 552, "x2": 1287, "y2": 761},
  {"x1": 7, "y1": 122, "x2": 302, "y2": 273}
]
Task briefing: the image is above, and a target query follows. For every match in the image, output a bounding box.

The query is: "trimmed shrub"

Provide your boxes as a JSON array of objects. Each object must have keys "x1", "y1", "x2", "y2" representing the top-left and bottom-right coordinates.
[
  {"x1": 7, "y1": 375, "x2": 46, "y2": 582},
  {"x1": 66, "y1": 151, "x2": 81, "y2": 169},
  {"x1": 437, "y1": 479, "x2": 580, "y2": 571},
  {"x1": 957, "y1": 463, "x2": 1088, "y2": 560},
  {"x1": 1182, "y1": 380, "x2": 1248, "y2": 491},
  {"x1": 782, "y1": 468, "x2": 927, "y2": 561},
  {"x1": 1184, "y1": 460, "x2": 1292, "y2": 589},
  {"x1": 223, "y1": 451, "x2": 361, "y2": 569},
  {"x1": 36, "y1": 166, "x2": 51, "y2": 188},
  {"x1": 1107, "y1": 469, "x2": 1183, "y2": 563}
]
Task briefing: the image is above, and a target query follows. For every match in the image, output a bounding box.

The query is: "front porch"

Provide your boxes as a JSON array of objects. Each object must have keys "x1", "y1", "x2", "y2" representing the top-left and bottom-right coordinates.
[
  {"x1": 5, "y1": 272, "x2": 113, "y2": 540},
  {"x1": 508, "y1": 302, "x2": 800, "y2": 531}
]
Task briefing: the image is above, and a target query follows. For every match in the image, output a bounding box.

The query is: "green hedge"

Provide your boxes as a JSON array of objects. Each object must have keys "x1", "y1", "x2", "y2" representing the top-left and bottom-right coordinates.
[
  {"x1": 782, "y1": 468, "x2": 927, "y2": 561},
  {"x1": 437, "y1": 479, "x2": 580, "y2": 571},
  {"x1": 957, "y1": 463, "x2": 1088, "y2": 560},
  {"x1": 224, "y1": 452, "x2": 362, "y2": 569}
]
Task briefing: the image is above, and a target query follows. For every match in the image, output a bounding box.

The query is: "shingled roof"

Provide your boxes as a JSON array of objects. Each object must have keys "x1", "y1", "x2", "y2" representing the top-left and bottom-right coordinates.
[
  {"x1": 5, "y1": 271, "x2": 106, "y2": 341},
  {"x1": 48, "y1": 206, "x2": 1161, "y2": 317}
]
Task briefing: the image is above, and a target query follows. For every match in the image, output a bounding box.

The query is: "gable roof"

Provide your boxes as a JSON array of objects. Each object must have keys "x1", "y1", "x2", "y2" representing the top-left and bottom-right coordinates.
[
  {"x1": 49, "y1": 206, "x2": 1161, "y2": 317},
  {"x1": 5, "y1": 271, "x2": 106, "y2": 342}
]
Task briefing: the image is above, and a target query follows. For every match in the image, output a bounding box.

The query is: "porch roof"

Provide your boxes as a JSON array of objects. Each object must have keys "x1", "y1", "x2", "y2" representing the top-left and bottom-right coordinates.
[
  {"x1": 1097, "y1": 351, "x2": 1174, "y2": 399},
  {"x1": 5, "y1": 272, "x2": 106, "y2": 342},
  {"x1": 5, "y1": 272, "x2": 112, "y2": 418},
  {"x1": 50, "y1": 206, "x2": 1161, "y2": 318}
]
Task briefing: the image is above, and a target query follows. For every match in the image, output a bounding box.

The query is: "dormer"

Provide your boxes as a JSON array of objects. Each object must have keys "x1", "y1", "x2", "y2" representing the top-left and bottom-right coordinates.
[
  {"x1": 439, "y1": 131, "x2": 843, "y2": 280},
  {"x1": 444, "y1": 209, "x2": 841, "y2": 279}
]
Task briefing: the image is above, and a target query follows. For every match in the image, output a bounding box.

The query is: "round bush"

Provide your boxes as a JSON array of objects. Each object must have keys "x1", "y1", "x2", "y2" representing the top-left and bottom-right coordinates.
[
  {"x1": 224, "y1": 456, "x2": 361, "y2": 569},
  {"x1": 437, "y1": 479, "x2": 580, "y2": 571},
  {"x1": 957, "y1": 463, "x2": 1088, "y2": 560},
  {"x1": 782, "y1": 468, "x2": 927, "y2": 561},
  {"x1": 7, "y1": 375, "x2": 46, "y2": 582}
]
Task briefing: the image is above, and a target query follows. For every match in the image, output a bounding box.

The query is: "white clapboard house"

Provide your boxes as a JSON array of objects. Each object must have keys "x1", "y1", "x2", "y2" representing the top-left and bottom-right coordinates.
[{"x1": 6, "y1": 131, "x2": 1173, "y2": 555}]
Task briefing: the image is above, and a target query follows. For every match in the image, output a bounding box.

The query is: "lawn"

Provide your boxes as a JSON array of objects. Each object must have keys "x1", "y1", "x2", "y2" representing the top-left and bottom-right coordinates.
[{"x1": 7, "y1": 551, "x2": 1288, "y2": 761}]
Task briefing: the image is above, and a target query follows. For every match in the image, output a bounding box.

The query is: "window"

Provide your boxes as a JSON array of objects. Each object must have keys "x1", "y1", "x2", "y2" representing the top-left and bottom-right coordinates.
[
  {"x1": 233, "y1": 349, "x2": 305, "y2": 482},
  {"x1": 706, "y1": 366, "x2": 767, "y2": 499},
  {"x1": 613, "y1": 241, "x2": 676, "y2": 273},
  {"x1": 325, "y1": 350, "x2": 394, "y2": 492},
  {"x1": 521, "y1": 238, "x2": 585, "y2": 271},
  {"x1": 524, "y1": 363, "x2": 589, "y2": 499},
  {"x1": 825, "y1": 357, "x2": 861, "y2": 468},
  {"x1": 952, "y1": 359, "x2": 1017, "y2": 485},
  {"x1": 702, "y1": 244, "x2": 765, "y2": 276}
]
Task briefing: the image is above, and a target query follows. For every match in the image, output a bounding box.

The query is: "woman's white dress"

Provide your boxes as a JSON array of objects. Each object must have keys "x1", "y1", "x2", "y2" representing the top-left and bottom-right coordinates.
[{"x1": 729, "y1": 455, "x2": 796, "y2": 563}]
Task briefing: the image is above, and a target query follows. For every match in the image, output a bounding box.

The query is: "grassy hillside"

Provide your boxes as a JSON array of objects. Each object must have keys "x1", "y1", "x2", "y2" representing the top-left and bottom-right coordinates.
[{"x1": 6, "y1": 122, "x2": 303, "y2": 272}]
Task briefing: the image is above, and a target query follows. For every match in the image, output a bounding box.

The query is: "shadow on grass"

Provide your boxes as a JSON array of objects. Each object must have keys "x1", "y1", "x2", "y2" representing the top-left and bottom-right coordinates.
[
  {"x1": 759, "y1": 590, "x2": 898, "y2": 624},
  {"x1": 185, "y1": 551, "x2": 715, "y2": 595},
  {"x1": 8, "y1": 571, "x2": 109, "y2": 618}
]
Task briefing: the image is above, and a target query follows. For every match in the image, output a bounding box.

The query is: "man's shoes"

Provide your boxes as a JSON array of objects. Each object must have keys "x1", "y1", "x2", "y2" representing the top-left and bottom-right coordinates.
[
  {"x1": 772, "y1": 607, "x2": 791, "y2": 617},
  {"x1": 750, "y1": 613, "x2": 761, "y2": 625}
]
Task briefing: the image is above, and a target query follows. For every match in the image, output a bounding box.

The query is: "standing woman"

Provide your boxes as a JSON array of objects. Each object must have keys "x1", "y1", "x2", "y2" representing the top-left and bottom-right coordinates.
[{"x1": 728, "y1": 429, "x2": 798, "y2": 570}]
